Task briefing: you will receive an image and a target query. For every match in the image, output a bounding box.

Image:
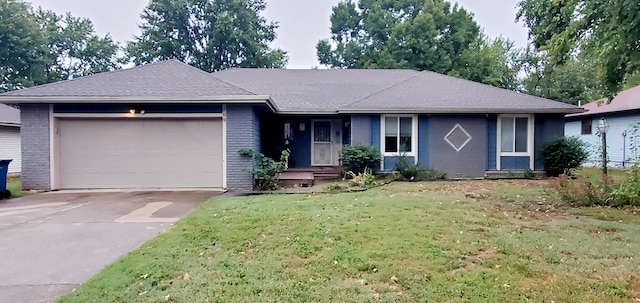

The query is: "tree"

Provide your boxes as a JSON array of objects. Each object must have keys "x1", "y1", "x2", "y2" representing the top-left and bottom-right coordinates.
[
  {"x1": 517, "y1": 0, "x2": 640, "y2": 96},
  {"x1": 35, "y1": 9, "x2": 121, "y2": 82},
  {"x1": 0, "y1": 0, "x2": 45, "y2": 91},
  {"x1": 127, "y1": 0, "x2": 287, "y2": 72},
  {"x1": 0, "y1": 0, "x2": 120, "y2": 92},
  {"x1": 520, "y1": 49, "x2": 603, "y2": 105},
  {"x1": 316, "y1": 0, "x2": 520, "y2": 89}
]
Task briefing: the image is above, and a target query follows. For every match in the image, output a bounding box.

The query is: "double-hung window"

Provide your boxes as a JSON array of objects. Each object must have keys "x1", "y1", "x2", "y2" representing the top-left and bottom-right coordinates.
[
  {"x1": 383, "y1": 115, "x2": 415, "y2": 155},
  {"x1": 500, "y1": 116, "x2": 529, "y2": 153}
]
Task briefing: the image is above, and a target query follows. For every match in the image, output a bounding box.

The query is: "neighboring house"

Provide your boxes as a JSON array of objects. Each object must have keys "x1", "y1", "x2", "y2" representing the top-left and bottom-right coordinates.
[
  {"x1": 565, "y1": 85, "x2": 640, "y2": 167},
  {"x1": 0, "y1": 104, "x2": 21, "y2": 174},
  {"x1": 0, "y1": 60, "x2": 580, "y2": 190}
]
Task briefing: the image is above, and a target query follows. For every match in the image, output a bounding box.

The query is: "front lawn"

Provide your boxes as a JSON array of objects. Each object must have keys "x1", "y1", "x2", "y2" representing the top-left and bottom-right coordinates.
[{"x1": 59, "y1": 180, "x2": 640, "y2": 302}]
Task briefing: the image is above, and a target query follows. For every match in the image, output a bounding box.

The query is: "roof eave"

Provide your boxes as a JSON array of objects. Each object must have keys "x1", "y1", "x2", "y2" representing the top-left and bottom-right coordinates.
[
  {"x1": 337, "y1": 108, "x2": 586, "y2": 114},
  {"x1": 0, "y1": 95, "x2": 278, "y2": 112}
]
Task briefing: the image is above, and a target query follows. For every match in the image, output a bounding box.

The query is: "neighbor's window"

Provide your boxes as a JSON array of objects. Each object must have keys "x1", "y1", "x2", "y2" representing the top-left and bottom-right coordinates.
[
  {"x1": 500, "y1": 116, "x2": 529, "y2": 153},
  {"x1": 384, "y1": 116, "x2": 413, "y2": 153},
  {"x1": 581, "y1": 118, "x2": 592, "y2": 135}
]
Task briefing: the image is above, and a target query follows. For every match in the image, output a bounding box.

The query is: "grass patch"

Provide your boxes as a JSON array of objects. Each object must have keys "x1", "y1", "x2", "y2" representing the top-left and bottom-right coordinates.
[
  {"x1": 4, "y1": 175, "x2": 28, "y2": 198},
  {"x1": 58, "y1": 181, "x2": 640, "y2": 302}
]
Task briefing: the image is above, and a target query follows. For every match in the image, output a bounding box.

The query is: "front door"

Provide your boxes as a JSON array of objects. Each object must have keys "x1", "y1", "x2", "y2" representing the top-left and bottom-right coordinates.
[{"x1": 312, "y1": 120, "x2": 333, "y2": 166}]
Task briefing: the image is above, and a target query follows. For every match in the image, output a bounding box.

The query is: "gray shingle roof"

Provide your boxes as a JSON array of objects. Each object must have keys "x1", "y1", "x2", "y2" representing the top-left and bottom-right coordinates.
[
  {"x1": 0, "y1": 104, "x2": 19, "y2": 126},
  {"x1": 213, "y1": 69, "x2": 418, "y2": 112},
  {"x1": 0, "y1": 59, "x2": 581, "y2": 114},
  {"x1": 214, "y1": 68, "x2": 580, "y2": 114},
  {"x1": 1, "y1": 59, "x2": 253, "y2": 99},
  {"x1": 342, "y1": 71, "x2": 580, "y2": 113}
]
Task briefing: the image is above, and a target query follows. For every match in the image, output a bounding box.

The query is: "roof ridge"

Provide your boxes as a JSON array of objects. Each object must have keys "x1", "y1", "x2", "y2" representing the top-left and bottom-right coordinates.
[
  {"x1": 209, "y1": 71, "x2": 258, "y2": 95},
  {"x1": 341, "y1": 70, "x2": 422, "y2": 108}
]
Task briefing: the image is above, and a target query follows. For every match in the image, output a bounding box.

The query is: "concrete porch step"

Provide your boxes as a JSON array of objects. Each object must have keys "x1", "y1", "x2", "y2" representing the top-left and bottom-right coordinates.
[{"x1": 278, "y1": 171, "x2": 315, "y2": 188}]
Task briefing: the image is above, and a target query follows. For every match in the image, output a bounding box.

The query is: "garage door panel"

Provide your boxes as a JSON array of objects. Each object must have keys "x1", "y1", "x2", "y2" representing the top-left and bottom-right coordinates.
[{"x1": 57, "y1": 118, "x2": 223, "y2": 189}]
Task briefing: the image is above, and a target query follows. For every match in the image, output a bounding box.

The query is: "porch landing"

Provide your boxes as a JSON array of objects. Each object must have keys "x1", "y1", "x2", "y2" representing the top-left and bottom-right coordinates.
[{"x1": 279, "y1": 167, "x2": 342, "y2": 188}]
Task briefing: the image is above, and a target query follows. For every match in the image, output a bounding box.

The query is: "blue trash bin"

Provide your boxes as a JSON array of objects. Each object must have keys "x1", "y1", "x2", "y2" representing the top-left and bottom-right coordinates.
[{"x1": 0, "y1": 159, "x2": 12, "y2": 199}]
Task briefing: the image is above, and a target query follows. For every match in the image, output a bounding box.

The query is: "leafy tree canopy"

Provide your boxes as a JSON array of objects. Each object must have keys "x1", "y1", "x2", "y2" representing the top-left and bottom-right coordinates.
[
  {"x1": 517, "y1": 0, "x2": 640, "y2": 96},
  {"x1": 127, "y1": 0, "x2": 287, "y2": 72},
  {"x1": 0, "y1": 0, "x2": 120, "y2": 92},
  {"x1": 316, "y1": 0, "x2": 521, "y2": 89}
]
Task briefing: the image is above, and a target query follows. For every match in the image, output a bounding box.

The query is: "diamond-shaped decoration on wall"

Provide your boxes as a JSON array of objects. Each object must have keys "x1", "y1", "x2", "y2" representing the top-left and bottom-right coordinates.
[{"x1": 444, "y1": 124, "x2": 472, "y2": 152}]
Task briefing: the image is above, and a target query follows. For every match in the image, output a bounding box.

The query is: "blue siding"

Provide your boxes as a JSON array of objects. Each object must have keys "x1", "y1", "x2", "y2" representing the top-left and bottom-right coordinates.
[
  {"x1": 350, "y1": 115, "x2": 371, "y2": 146},
  {"x1": 500, "y1": 156, "x2": 531, "y2": 170},
  {"x1": 486, "y1": 115, "x2": 497, "y2": 170},
  {"x1": 383, "y1": 156, "x2": 414, "y2": 171},
  {"x1": 566, "y1": 115, "x2": 640, "y2": 167},
  {"x1": 534, "y1": 114, "x2": 565, "y2": 170},
  {"x1": 417, "y1": 115, "x2": 430, "y2": 168},
  {"x1": 54, "y1": 103, "x2": 223, "y2": 113},
  {"x1": 370, "y1": 116, "x2": 381, "y2": 152}
]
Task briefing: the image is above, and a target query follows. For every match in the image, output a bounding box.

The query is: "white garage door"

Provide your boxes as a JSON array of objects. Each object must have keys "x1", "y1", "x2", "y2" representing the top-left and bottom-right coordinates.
[{"x1": 56, "y1": 118, "x2": 223, "y2": 189}]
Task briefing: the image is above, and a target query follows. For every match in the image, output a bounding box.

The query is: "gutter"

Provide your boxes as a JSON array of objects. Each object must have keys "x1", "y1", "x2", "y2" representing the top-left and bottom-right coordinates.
[
  {"x1": 337, "y1": 107, "x2": 586, "y2": 115},
  {"x1": 0, "y1": 122, "x2": 20, "y2": 128},
  {"x1": 0, "y1": 95, "x2": 279, "y2": 113}
]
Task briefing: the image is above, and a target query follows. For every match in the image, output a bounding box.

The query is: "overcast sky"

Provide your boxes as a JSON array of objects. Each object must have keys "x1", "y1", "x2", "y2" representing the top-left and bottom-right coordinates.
[{"x1": 26, "y1": 0, "x2": 529, "y2": 69}]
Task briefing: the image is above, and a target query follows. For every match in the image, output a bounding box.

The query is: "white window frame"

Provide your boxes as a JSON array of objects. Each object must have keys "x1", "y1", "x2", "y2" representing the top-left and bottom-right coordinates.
[
  {"x1": 496, "y1": 114, "x2": 535, "y2": 170},
  {"x1": 380, "y1": 115, "x2": 418, "y2": 157}
]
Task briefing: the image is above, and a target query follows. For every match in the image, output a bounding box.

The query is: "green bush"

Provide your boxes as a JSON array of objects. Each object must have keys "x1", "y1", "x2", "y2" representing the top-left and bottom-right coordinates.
[
  {"x1": 542, "y1": 137, "x2": 589, "y2": 177},
  {"x1": 346, "y1": 167, "x2": 376, "y2": 189},
  {"x1": 612, "y1": 166, "x2": 640, "y2": 206},
  {"x1": 396, "y1": 157, "x2": 447, "y2": 181},
  {"x1": 549, "y1": 174, "x2": 615, "y2": 206},
  {"x1": 340, "y1": 145, "x2": 381, "y2": 174},
  {"x1": 238, "y1": 149, "x2": 290, "y2": 191}
]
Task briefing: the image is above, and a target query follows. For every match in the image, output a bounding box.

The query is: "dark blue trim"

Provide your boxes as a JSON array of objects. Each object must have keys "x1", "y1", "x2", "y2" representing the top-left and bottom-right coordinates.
[{"x1": 54, "y1": 103, "x2": 223, "y2": 113}]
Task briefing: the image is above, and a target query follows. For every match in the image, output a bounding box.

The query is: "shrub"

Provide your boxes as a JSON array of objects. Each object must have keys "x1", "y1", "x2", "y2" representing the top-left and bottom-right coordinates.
[
  {"x1": 542, "y1": 137, "x2": 589, "y2": 177},
  {"x1": 612, "y1": 166, "x2": 640, "y2": 206},
  {"x1": 347, "y1": 167, "x2": 376, "y2": 189},
  {"x1": 549, "y1": 174, "x2": 615, "y2": 206},
  {"x1": 238, "y1": 149, "x2": 290, "y2": 191},
  {"x1": 340, "y1": 145, "x2": 381, "y2": 174},
  {"x1": 395, "y1": 156, "x2": 446, "y2": 181}
]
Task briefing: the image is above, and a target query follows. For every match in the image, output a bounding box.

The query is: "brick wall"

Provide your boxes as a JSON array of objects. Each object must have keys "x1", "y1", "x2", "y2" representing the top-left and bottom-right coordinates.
[
  {"x1": 226, "y1": 105, "x2": 258, "y2": 189},
  {"x1": 20, "y1": 104, "x2": 51, "y2": 190}
]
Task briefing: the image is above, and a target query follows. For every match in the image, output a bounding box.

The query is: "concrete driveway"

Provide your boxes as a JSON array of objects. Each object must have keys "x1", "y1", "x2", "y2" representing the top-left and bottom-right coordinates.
[{"x1": 0, "y1": 190, "x2": 220, "y2": 303}]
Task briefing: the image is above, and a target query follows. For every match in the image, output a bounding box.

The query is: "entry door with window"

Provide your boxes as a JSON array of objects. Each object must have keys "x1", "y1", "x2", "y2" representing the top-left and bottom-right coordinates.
[{"x1": 312, "y1": 121, "x2": 333, "y2": 166}]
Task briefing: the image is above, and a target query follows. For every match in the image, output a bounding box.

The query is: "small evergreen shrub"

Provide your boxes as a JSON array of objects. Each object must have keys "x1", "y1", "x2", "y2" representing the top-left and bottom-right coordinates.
[
  {"x1": 542, "y1": 137, "x2": 589, "y2": 177},
  {"x1": 340, "y1": 145, "x2": 381, "y2": 174}
]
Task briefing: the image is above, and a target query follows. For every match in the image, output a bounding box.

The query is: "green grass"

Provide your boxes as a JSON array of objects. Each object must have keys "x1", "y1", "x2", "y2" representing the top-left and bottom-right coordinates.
[
  {"x1": 5, "y1": 175, "x2": 28, "y2": 198},
  {"x1": 58, "y1": 180, "x2": 640, "y2": 302}
]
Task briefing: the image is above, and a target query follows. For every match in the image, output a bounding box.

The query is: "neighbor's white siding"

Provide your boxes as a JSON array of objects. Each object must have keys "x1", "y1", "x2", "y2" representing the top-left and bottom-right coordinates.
[
  {"x1": 565, "y1": 115, "x2": 640, "y2": 167},
  {"x1": 0, "y1": 126, "x2": 21, "y2": 173}
]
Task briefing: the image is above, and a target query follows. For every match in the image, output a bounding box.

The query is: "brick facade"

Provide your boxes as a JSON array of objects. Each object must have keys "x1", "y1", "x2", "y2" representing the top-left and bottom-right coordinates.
[
  {"x1": 20, "y1": 104, "x2": 51, "y2": 190},
  {"x1": 225, "y1": 105, "x2": 260, "y2": 189}
]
